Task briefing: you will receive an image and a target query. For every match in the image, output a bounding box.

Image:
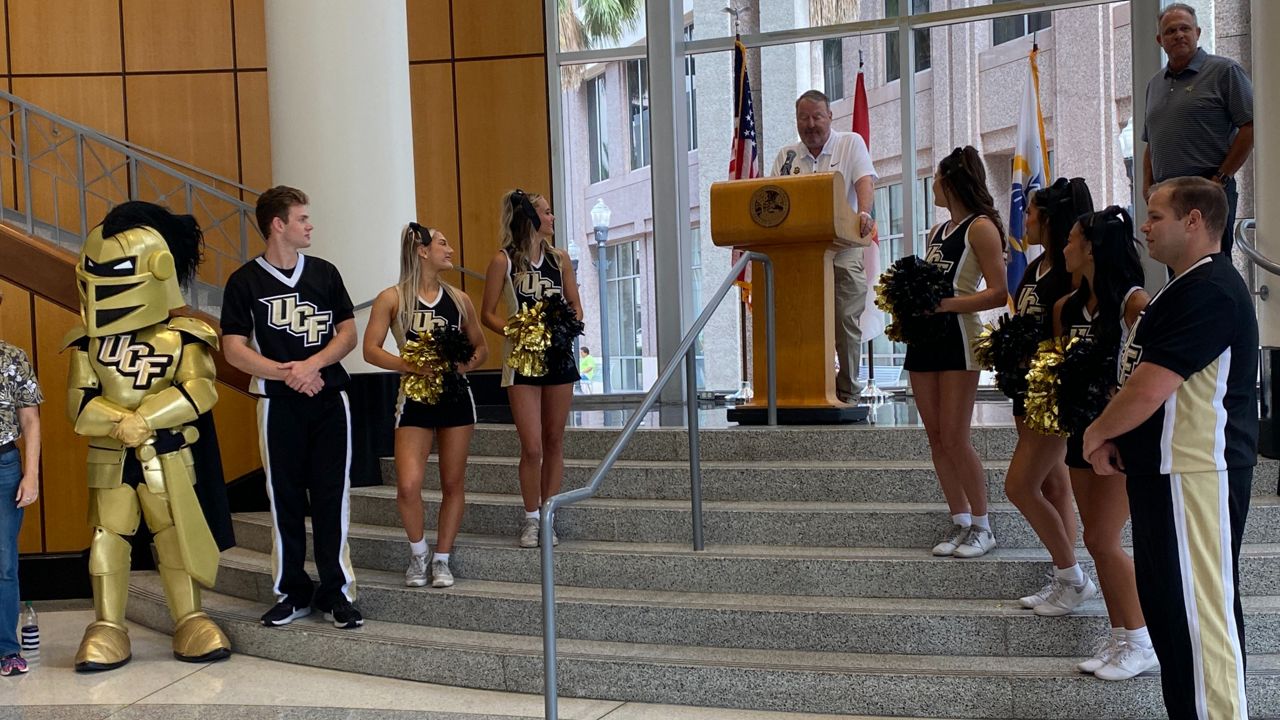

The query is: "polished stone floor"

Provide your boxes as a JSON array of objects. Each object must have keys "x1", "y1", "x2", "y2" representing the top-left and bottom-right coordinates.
[{"x1": 0, "y1": 607, "x2": 914, "y2": 720}]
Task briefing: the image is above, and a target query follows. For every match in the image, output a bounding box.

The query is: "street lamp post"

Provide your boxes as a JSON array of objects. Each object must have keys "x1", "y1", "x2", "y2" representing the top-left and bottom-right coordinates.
[{"x1": 591, "y1": 198, "x2": 613, "y2": 394}]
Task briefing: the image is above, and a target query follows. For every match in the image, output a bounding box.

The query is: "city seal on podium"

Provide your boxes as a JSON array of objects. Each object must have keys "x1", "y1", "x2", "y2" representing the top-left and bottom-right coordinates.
[{"x1": 749, "y1": 185, "x2": 790, "y2": 228}]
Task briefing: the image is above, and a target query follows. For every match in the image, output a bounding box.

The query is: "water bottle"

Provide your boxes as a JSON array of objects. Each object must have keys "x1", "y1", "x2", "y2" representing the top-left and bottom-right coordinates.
[{"x1": 19, "y1": 602, "x2": 38, "y2": 659}]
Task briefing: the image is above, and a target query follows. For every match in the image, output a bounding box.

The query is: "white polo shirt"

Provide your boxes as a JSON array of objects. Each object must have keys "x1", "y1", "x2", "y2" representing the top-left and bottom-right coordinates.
[{"x1": 770, "y1": 130, "x2": 877, "y2": 214}]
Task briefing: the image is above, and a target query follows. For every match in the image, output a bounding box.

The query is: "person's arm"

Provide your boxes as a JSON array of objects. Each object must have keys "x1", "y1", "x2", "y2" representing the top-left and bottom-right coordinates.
[
  {"x1": 854, "y1": 175, "x2": 876, "y2": 238},
  {"x1": 936, "y1": 219, "x2": 1008, "y2": 313},
  {"x1": 1124, "y1": 289, "x2": 1150, "y2": 329},
  {"x1": 15, "y1": 406, "x2": 38, "y2": 508},
  {"x1": 557, "y1": 249, "x2": 585, "y2": 321},
  {"x1": 458, "y1": 293, "x2": 490, "y2": 373},
  {"x1": 222, "y1": 334, "x2": 290, "y2": 381},
  {"x1": 1142, "y1": 146, "x2": 1154, "y2": 201},
  {"x1": 1217, "y1": 122, "x2": 1254, "y2": 179},
  {"x1": 362, "y1": 288, "x2": 413, "y2": 374},
  {"x1": 280, "y1": 319, "x2": 356, "y2": 393},
  {"x1": 481, "y1": 251, "x2": 509, "y2": 335},
  {"x1": 1082, "y1": 361, "x2": 1183, "y2": 473},
  {"x1": 1051, "y1": 295, "x2": 1069, "y2": 338}
]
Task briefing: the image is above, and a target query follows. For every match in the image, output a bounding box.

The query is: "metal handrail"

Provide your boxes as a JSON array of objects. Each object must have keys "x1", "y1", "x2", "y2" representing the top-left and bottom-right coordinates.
[
  {"x1": 539, "y1": 251, "x2": 777, "y2": 720},
  {"x1": 0, "y1": 90, "x2": 262, "y2": 318},
  {"x1": 1236, "y1": 219, "x2": 1280, "y2": 277}
]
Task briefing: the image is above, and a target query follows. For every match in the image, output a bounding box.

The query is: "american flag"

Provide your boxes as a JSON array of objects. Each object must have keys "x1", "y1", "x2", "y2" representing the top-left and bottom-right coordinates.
[
  {"x1": 851, "y1": 62, "x2": 884, "y2": 341},
  {"x1": 728, "y1": 36, "x2": 760, "y2": 180}
]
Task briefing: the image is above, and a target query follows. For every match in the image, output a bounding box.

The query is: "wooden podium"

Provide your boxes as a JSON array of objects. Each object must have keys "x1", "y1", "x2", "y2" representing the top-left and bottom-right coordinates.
[{"x1": 710, "y1": 172, "x2": 870, "y2": 424}]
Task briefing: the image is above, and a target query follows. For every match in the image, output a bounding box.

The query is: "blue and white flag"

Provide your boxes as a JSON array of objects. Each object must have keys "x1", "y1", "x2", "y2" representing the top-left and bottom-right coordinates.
[{"x1": 1007, "y1": 44, "x2": 1049, "y2": 295}]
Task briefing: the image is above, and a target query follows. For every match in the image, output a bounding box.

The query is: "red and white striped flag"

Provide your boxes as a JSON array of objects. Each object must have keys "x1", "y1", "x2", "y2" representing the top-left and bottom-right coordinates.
[
  {"x1": 851, "y1": 63, "x2": 884, "y2": 341},
  {"x1": 729, "y1": 35, "x2": 760, "y2": 304}
]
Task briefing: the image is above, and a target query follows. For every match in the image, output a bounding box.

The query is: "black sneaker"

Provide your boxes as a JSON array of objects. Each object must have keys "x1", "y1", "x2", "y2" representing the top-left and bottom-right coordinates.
[
  {"x1": 261, "y1": 601, "x2": 311, "y2": 627},
  {"x1": 323, "y1": 596, "x2": 363, "y2": 629}
]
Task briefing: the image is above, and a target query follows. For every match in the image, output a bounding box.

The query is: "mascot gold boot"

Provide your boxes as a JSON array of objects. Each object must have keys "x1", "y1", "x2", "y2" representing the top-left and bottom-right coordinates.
[{"x1": 64, "y1": 201, "x2": 231, "y2": 671}]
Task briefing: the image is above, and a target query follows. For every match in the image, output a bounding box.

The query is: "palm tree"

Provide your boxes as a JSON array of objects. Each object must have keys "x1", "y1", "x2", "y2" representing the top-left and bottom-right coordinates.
[
  {"x1": 809, "y1": 0, "x2": 859, "y2": 27},
  {"x1": 558, "y1": 0, "x2": 644, "y2": 88}
]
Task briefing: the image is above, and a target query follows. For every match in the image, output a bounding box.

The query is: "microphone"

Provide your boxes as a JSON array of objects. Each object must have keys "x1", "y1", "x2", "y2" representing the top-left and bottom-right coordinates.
[{"x1": 780, "y1": 149, "x2": 796, "y2": 176}]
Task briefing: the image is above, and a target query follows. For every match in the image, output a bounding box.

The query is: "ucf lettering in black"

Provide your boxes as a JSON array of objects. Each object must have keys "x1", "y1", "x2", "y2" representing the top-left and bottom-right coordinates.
[{"x1": 221, "y1": 254, "x2": 354, "y2": 397}]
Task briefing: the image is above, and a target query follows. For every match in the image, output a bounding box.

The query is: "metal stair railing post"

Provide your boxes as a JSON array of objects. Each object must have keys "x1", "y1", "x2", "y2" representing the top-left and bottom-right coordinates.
[{"x1": 539, "y1": 251, "x2": 776, "y2": 720}]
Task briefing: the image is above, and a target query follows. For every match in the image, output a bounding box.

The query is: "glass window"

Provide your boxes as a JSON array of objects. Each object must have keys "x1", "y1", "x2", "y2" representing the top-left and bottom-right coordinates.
[
  {"x1": 557, "y1": 0, "x2": 645, "y2": 53},
  {"x1": 587, "y1": 75, "x2": 610, "y2": 184},
  {"x1": 885, "y1": 0, "x2": 932, "y2": 82},
  {"x1": 627, "y1": 59, "x2": 651, "y2": 170},
  {"x1": 992, "y1": 0, "x2": 1052, "y2": 46},
  {"x1": 606, "y1": 239, "x2": 644, "y2": 391},
  {"x1": 822, "y1": 38, "x2": 844, "y2": 101}
]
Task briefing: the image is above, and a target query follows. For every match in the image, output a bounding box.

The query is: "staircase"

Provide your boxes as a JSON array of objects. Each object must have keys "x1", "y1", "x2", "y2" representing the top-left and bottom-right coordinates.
[{"x1": 127, "y1": 422, "x2": 1280, "y2": 718}]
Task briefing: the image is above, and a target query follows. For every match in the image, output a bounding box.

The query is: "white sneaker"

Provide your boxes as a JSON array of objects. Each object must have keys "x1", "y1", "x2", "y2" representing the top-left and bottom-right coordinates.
[
  {"x1": 405, "y1": 552, "x2": 429, "y2": 587},
  {"x1": 931, "y1": 525, "x2": 971, "y2": 557},
  {"x1": 1019, "y1": 574, "x2": 1055, "y2": 609},
  {"x1": 519, "y1": 518, "x2": 540, "y2": 548},
  {"x1": 430, "y1": 559, "x2": 454, "y2": 588},
  {"x1": 1034, "y1": 577, "x2": 1098, "y2": 617},
  {"x1": 1077, "y1": 634, "x2": 1119, "y2": 673},
  {"x1": 1094, "y1": 641, "x2": 1159, "y2": 681},
  {"x1": 952, "y1": 527, "x2": 996, "y2": 558}
]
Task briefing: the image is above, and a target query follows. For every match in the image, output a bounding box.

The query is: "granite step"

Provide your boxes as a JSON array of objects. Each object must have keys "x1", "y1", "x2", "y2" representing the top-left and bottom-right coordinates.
[
  {"x1": 467, "y1": 424, "x2": 1021, "y2": 462},
  {"x1": 229, "y1": 513, "x2": 1280, "y2": 599},
  {"x1": 388, "y1": 451, "x2": 1280, "y2": 504},
  {"x1": 211, "y1": 546, "x2": 1280, "y2": 658},
  {"x1": 347, "y1": 488, "x2": 1280, "y2": 549},
  {"x1": 127, "y1": 573, "x2": 1280, "y2": 719}
]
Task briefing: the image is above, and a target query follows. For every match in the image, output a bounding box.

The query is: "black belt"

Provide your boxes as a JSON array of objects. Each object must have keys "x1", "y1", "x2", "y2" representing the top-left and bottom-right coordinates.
[{"x1": 0, "y1": 441, "x2": 15, "y2": 455}]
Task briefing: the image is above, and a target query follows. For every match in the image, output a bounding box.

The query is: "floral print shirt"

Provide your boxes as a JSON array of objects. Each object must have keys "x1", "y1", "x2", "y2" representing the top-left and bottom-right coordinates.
[{"x1": 0, "y1": 341, "x2": 42, "y2": 446}]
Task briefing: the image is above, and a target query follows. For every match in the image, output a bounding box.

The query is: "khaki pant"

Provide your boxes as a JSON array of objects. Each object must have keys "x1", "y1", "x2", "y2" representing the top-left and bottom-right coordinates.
[{"x1": 833, "y1": 246, "x2": 866, "y2": 401}]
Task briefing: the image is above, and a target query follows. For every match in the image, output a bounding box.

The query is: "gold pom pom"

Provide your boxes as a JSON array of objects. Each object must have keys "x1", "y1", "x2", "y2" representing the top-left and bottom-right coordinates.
[
  {"x1": 504, "y1": 301, "x2": 551, "y2": 377},
  {"x1": 973, "y1": 323, "x2": 997, "y2": 370},
  {"x1": 1024, "y1": 336, "x2": 1079, "y2": 437},
  {"x1": 400, "y1": 338, "x2": 448, "y2": 404}
]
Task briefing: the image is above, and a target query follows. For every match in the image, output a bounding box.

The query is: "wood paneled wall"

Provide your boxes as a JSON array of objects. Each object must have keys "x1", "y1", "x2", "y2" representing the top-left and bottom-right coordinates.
[{"x1": 407, "y1": 0, "x2": 551, "y2": 367}]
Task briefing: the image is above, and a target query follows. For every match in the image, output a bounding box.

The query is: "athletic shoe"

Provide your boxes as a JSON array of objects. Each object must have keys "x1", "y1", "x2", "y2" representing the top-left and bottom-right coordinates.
[
  {"x1": 0, "y1": 654, "x2": 28, "y2": 676},
  {"x1": 1019, "y1": 574, "x2": 1056, "y2": 609},
  {"x1": 931, "y1": 525, "x2": 971, "y2": 557},
  {"x1": 431, "y1": 559, "x2": 455, "y2": 588},
  {"x1": 1034, "y1": 577, "x2": 1099, "y2": 617},
  {"x1": 519, "y1": 518, "x2": 540, "y2": 548},
  {"x1": 1077, "y1": 634, "x2": 1119, "y2": 673},
  {"x1": 324, "y1": 597, "x2": 364, "y2": 629},
  {"x1": 952, "y1": 527, "x2": 996, "y2": 558},
  {"x1": 261, "y1": 601, "x2": 311, "y2": 627},
  {"x1": 405, "y1": 553, "x2": 430, "y2": 588},
  {"x1": 1094, "y1": 641, "x2": 1159, "y2": 681},
  {"x1": 550, "y1": 527, "x2": 559, "y2": 547}
]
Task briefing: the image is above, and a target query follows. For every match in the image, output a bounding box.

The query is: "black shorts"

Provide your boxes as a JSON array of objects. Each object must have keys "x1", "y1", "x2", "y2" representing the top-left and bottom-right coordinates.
[
  {"x1": 513, "y1": 364, "x2": 579, "y2": 386},
  {"x1": 1012, "y1": 395, "x2": 1026, "y2": 418},
  {"x1": 902, "y1": 314, "x2": 977, "y2": 373},
  {"x1": 396, "y1": 390, "x2": 476, "y2": 429},
  {"x1": 1065, "y1": 433, "x2": 1089, "y2": 470}
]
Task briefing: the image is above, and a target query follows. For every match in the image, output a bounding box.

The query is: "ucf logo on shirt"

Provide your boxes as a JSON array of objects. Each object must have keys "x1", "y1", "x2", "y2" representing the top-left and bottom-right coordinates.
[
  {"x1": 261, "y1": 293, "x2": 333, "y2": 346},
  {"x1": 1016, "y1": 286, "x2": 1042, "y2": 318},
  {"x1": 923, "y1": 245, "x2": 955, "y2": 275},
  {"x1": 515, "y1": 270, "x2": 558, "y2": 299},
  {"x1": 410, "y1": 309, "x2": 447, "y2": 336},
  {"x1": 97, "y1": 334, "x2": 175, "y2": 390}
]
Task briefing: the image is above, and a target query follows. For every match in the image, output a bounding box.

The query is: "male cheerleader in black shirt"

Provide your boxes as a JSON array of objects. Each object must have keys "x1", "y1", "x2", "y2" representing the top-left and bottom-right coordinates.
[
  {"x1": 221, "y1": 186, "x2": 363, "y2": 629},
  {"x1": 1084, "y1": 177, "x2": 1255, "y2": 718}
]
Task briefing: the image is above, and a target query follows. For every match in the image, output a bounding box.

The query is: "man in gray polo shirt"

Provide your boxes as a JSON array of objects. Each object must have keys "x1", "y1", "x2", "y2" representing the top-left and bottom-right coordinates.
[{"x1": 1142, "y1": 2, "x2": 1253, "y2": 255}]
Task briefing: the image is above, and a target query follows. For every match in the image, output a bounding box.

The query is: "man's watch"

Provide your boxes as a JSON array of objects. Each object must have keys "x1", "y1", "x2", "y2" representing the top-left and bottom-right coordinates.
[{"x1": 1212, "y1": 171, "x2": 1232, "y2": 185}]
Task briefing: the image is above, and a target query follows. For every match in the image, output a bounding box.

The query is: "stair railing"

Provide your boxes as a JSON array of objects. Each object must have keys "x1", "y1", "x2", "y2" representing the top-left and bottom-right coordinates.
[
  {"x1": 539, "y1": 250, "x2": 777, "y2": 720},
  {"x1": 0, "y1": 89, "x2": 261, "y2": 318}
]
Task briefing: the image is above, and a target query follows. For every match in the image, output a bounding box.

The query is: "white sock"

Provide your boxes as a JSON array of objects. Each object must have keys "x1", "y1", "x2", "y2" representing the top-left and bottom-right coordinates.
[
  {"x1": 951, "y1": 513, "x2": 972, "y2": 528},
  {"x1": 971, "y1": 514, "x2": 991, "y2": 531},
  {"x1": 432, "y1": 552, "x2": 450, "y2": 564},
  {"x1": 1111, "y1": 626, "x2": 1125, "y2": 644},
  {"x1": 409, "y1": 538, "x2": 429, "y2": 556},
  {"x1": 525, "y1": 510, "x2": 539, "y2": 520},
  {"x1": 1125, "y1": 626, "x2": 1153, "y2": 649},
  {"x1": 1054, "y1": 563, "x2": 1085, "y2": 587}
]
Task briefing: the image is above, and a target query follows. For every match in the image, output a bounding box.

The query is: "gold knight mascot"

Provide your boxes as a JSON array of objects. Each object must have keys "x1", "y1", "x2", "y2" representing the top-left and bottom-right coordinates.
[{"x1": 64, "y1": 201, "x2": 231, "y2": 671}]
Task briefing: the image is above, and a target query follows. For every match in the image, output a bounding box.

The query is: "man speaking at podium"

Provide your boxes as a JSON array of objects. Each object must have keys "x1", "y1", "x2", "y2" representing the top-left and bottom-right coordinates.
[{"x1": 772, "y1": 90, "x2": 877, "y2": 403}]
